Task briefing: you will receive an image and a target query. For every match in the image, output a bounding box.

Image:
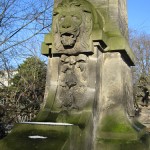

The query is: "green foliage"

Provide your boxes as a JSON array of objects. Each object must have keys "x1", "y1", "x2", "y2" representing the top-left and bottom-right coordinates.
[
  {"x1": 0, "y1": 56, "x2": 47, "y2": 130},
  {"x1": 12, "y1": 57, "x2": 46, "y2": 105}
]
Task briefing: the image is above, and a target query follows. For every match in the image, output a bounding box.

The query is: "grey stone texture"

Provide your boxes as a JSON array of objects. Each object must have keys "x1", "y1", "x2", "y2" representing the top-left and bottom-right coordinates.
[
  {"x1": 88, "y1": 0, "x2": 128, "y2": 39},
  {"x1": 0, "y1": 0, "x2": 149, "y2": 149},
  {"x1": 42, "y1": 0, "x2": 135, "y2": 65}
]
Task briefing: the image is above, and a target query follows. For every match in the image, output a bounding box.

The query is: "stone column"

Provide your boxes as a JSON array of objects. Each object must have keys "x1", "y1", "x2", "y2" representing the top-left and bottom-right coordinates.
[
  {"x1": 0, "y1": 0, "x2": 149, "y2": 149},
  {"x1": 39, "y1": 0, "x2": 149, "y2": 149}
]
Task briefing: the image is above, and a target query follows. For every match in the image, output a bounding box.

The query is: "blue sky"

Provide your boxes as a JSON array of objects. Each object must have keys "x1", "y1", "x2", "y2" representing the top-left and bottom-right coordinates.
[{"x1": 127, "y1": 0, "x2": 150, "y2": 34}]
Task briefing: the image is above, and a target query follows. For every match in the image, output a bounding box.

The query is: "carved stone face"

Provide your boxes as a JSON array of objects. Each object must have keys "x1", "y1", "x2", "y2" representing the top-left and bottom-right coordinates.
[
  {"x1": 53, "y1": 0, "x2": 93, "y2": 54},
  {"x1": 58, "y1": 10, "x2": 82, "y2": 48}
]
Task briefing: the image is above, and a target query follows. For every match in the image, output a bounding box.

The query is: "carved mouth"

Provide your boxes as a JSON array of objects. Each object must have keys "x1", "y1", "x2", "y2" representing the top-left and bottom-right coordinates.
[
  {"x1": 61, "y1": 32, "x2": 74, "y2": 38},
  {"x1": 61, "y1": 32, "x2": 76, "y2": 48}
]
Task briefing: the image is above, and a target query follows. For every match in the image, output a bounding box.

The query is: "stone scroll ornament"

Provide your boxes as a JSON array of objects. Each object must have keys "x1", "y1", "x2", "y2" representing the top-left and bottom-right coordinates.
[{"x1": 52, "y1": 0, "x2": 93, "y2": 54}]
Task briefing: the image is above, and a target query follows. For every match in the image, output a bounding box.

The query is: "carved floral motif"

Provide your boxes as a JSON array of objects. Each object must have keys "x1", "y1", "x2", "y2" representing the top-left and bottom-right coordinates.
[{"x1": 56, "y1": 54, "x2": 88, "y2": 110}]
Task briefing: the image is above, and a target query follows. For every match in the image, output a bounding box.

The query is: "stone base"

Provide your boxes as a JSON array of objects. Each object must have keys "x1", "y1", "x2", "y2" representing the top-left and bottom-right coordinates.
[
  {"x1": 0, "y1": 121, "x2": 94, "y2": 150},
  {"x1": 0, "y1": 124, "x2": 71, "y2": 150},
  {"x1": 1, "y1": 122, "x2": 149, "y2": 150},
  {"x1": 95, "y1": 106, "x2": 149, "y2": 150},
  {"x1": 1, "y1": 51, "x2": 149, "y2": 149},
  {"x1": 96, "y1": 138, "x2": 149, "y2": 150}
]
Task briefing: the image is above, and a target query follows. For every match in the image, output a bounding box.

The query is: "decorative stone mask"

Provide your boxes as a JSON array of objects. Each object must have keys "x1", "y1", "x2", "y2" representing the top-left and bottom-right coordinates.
[{"x1": 52, "y1": 0, "x2": 94, "y2": 54}]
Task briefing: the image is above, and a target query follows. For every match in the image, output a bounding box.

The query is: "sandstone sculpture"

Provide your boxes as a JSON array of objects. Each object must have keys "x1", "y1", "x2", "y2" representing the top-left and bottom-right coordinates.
[{"x1": 0, "y1": 0, "x2": 149, "y2": 149}]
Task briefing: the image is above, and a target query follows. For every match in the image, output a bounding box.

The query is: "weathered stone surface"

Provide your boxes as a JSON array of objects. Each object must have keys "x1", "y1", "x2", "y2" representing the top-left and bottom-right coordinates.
[
  {"x1": 1, "y1": 0, "x2": 150, "y2": 149},
  {"x1": 96, "y1": 52, "x2": 137, "y2": 140},
  {"x1": 52, "y1": 0, "x2": 94, "y2": 54},
  {"x1": 42, "y1": 0, "x2": 135, "y2": 65},
  {"x1": 56, "y1": 54, "x2": 88, "y2": 110},
  {"x1": 88, "y1": 0, "x2": 128, "y2": 38},
  {"x1": 0, "y1": 124, "x2": 75, "y2": 150},
  {"x1": 94, "y1": 51, "x2": 148, "y2": 149}
]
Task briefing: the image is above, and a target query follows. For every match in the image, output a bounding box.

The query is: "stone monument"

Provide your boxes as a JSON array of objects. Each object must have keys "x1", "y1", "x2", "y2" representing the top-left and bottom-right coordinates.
[{"x1": 0, "y1": 0, "x2": 149, "y2": 149}]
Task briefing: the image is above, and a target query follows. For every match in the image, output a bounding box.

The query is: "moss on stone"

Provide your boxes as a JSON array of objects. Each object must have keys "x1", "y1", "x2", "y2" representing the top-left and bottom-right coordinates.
[
  {"x1": 97, "y1": 138, "x2": 148, "y2": 150},
  {"x1": 44, "y1": 92, "x2": 55, "y2": 109},
  {"x1": 0, "y1": 124, "x2": 71, "y2": 150},
  {"x1": 96, "y1": 108, "x2": 140, "y2": 141},
  {"x1": 100, "y1": 115, "x2": 135, "y2": 133},
  {"x1": 35, "y1": 110, "x2": 59, "y2": 122},
  {"x1": 56, "y1": 109, "x2": 92, "y2": 129}
]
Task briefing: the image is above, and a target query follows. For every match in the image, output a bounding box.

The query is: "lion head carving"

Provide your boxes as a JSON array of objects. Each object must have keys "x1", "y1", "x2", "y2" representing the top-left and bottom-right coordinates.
[{"x1": 52, "y1": 0, "x2": 94, "y2": 54}]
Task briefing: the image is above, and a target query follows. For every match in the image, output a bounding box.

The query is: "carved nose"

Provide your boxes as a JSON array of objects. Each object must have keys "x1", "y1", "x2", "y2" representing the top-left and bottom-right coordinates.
[
  {"x1": 62, "y1": 16, "x2": 71, "y2": 29},
  {"x1": 62, "y1": 22, "x2": 71, "y2": 29}
]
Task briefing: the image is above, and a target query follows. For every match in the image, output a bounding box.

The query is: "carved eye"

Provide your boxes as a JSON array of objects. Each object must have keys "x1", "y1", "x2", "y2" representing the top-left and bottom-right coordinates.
[
  {"x1": 60, "y1": 16, "x2": 65, "y2": 21},
  {"x1": 72, "y1": 16, "x2": 77, "y2": 20},
  {"x1": 72, "y1": 15, "x2": 79, "y2": 21},
  {"x1": 53, "y1": 12, "x2": 59, "y2": 16},
  {"x1": 74, "y1": 4, "x2": 81, "y2": 7},
  {"x1": 83, "y1": 9, "x2": 91, "y2": 13}
]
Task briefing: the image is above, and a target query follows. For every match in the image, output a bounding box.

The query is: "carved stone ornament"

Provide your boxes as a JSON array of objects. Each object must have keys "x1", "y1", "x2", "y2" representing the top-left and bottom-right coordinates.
[
  {"x1": 52, "y1": 0, "x2": 93, "y2": 54},
  {"x1": 56, "y1": 54, "x2": 88, "y2": 110}
]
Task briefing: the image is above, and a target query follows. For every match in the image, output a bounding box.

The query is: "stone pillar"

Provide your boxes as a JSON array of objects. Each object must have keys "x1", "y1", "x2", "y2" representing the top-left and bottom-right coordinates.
[
  {"x1": 87, "y1": 0, "x2": 128, "y2": 39},
  {"x1": 39, "y1": 0, "x2": 149, "y2": 149},
  {"x1": 0, "y1": 0, "x2": 149, "y2": 149}
]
